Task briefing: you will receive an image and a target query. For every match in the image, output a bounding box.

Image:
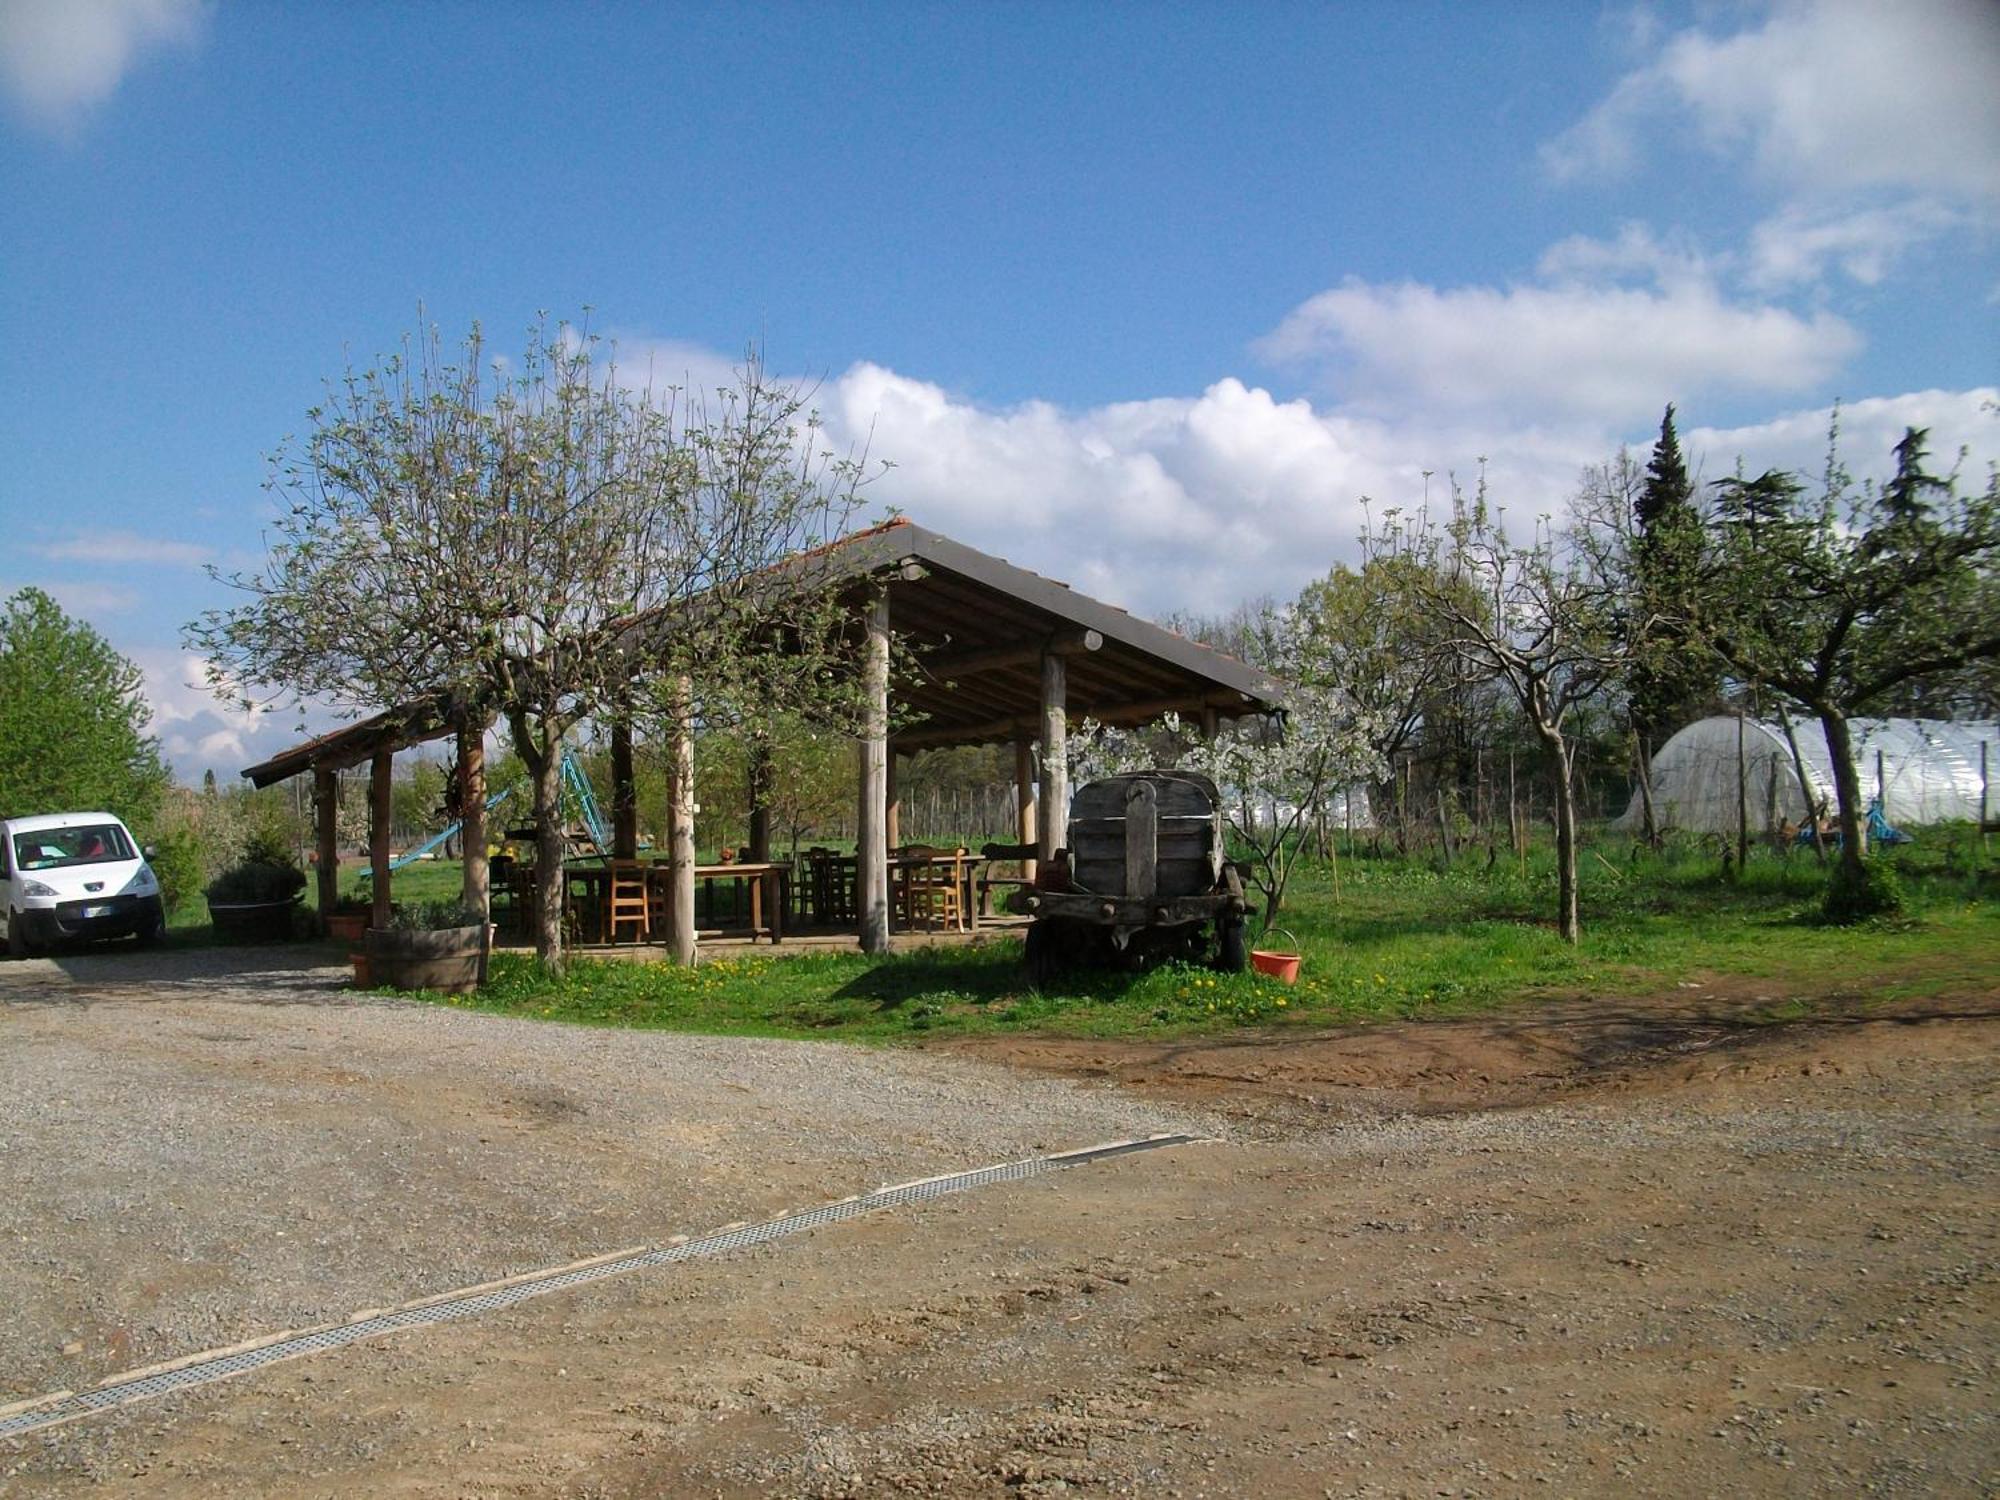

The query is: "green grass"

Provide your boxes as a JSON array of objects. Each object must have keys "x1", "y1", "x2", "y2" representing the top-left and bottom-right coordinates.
[{"x1": 406, "y1": 828, "x2": 2000, "y2": 1043}]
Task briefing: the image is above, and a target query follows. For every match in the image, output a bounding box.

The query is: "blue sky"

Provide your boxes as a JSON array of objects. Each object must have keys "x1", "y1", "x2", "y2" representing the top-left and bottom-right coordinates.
[{"x1": 1, "y1": 0, "x2": 1996, "y2": 778}]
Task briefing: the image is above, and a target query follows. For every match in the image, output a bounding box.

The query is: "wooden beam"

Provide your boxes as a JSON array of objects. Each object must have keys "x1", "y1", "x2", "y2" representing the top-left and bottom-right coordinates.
[
  {"x1": 917, "y1": 628, "x2": 1104, "y2": 682},
  {"x1": 1089, "y1": 689, "x2": 1258, "y2": 725},
  {"x1": 369, "y1": 748, "x2": 393, "y2": 929},
  {"x1": 891, "y1": 690, "x2": 1263, "y2": 753},
  {"x1": 312, "y1": 766, "x2": 338, "y2": 917},
  {"x1": 1039, "y1": 652, "x2": 1067, "y2": 863},
  {"x1": 893, "y1": 714, "x2": 1038, "y2": 753},
  {"x1": 858, "y1": 594, "x2": 892, "y2": 954}
]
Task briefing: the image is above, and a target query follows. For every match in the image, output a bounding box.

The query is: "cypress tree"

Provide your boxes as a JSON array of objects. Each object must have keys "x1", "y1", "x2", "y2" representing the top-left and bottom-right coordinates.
[{"x1": 1628, "y1": 405, "x2": 1715, "y2": 750}]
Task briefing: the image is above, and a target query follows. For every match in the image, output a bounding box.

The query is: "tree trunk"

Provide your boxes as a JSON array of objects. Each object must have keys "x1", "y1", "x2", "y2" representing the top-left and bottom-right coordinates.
[
  {"x1": 1777, "y1": 705, "x2": 1826, "y2": 862},
  {"x1": 1538, "y1": 725, "x2": 1580, "y2": 944},
  {"x1": 1631, "y1": 727, "x2": 1658, "y2": 849},
  {"x1": 458, "y1": 718, "x2": 488, "y2": 918},
  {"x1": 369, "y1": 749, "x2": 394, "y2": 931},
  {"x1": 1819, "y1": 707, "x2": 1868, "y2": 888},
  {"x1": 511, "y1": 714, "x2": 568, "y2": 971}
]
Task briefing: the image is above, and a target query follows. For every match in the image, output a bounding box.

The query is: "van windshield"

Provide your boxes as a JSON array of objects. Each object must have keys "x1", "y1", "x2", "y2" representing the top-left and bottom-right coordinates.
[{"x1": 12, "y1": 825, "x2": 134, "y2": 872}]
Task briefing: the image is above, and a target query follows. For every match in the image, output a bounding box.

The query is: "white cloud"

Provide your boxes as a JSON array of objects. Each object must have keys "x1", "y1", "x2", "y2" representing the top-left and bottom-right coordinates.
[
  {"x1": 1546, "y1": 0, "x2": 2000, "y2": 206},
  {"x1": 819, "y1": 366, "x2": 1423, "y2": 614},
  {"x1": 1686, "y1": 387, "x2": 2000, "y2": 490},
  {"x1": 811, "y1": 362, "x2": 1996, "y2": 628},
  {"x1": 0, "y1": 578, "x2": 139, "y2": 615},
  {"x1": 1745, "y1": 201, "x2": 1967, "y2": 290},
  {"x1": 123, "y1": 645, "x2": 343, "y2": 780},
  {"x1": 1536, "y1": 221, "x2": 1716, "y2": 291},
  {"x1": 109, "y1": 346, "x2": 1999, "y2": 783},
  {"x1": 1256, "y1": 274, "x2": 1859, "y2": 428},
  {"x1": 0, "y1": 0, "x2": 206, "y2": 130},
  {"x1": 34, "y1": 530, "x2": 213, "y2": 567}
]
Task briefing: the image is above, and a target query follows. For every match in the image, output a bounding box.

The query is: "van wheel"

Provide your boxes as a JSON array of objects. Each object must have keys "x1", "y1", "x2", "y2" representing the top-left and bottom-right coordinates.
[
  {"x1": 7, "y1": 911, "x2": 30, "y2": 959},
  {"x1": 135, "y1": 920, "x2": 164, "y2": 949}
]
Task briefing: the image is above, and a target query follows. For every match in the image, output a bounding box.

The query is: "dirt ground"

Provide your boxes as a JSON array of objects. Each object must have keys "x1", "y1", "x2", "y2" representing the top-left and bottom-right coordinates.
[{"x1": 2, "y1": 952, "x2": 1995, "y2": 1498}]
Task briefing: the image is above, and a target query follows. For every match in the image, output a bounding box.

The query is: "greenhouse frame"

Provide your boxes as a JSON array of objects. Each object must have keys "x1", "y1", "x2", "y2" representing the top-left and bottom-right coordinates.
[{"x1": 1615, "y1": 716, "x2": 1999, "y2": 835}]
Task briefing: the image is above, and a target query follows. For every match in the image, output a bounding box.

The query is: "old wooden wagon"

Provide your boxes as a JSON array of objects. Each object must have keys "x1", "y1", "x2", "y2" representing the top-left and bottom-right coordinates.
[{"x1": 1009, "y1": 769, "x2": 1248, "y2": 985}]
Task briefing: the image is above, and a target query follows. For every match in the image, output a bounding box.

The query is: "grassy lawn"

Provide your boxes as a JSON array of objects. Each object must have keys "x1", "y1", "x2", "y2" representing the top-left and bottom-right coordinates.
[{"x1": 410, "y1": 829, "x2": 2000, "y2": 1043}]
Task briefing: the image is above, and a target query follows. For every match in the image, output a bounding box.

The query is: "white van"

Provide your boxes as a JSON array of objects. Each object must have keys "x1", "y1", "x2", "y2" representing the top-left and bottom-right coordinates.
[{"x1": 2, "y1": 812, "x2": 166, "y2": 957}]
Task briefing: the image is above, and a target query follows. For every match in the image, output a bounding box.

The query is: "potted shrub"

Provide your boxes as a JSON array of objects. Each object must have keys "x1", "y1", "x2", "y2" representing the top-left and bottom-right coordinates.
[
  {"x1": 205, "y1": 833, "x2": 307, "y2": 943},
  {"x1": 364, "y1": 898, "x2": 489, "y2": 994}
]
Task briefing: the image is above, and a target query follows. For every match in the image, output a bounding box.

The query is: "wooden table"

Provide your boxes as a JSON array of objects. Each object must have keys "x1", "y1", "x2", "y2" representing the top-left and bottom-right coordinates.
[
  {"x1": 561, "y1": 861, "x2": 786, "y2": 945},
  {"x1": 800, "y1": 851, "x2": 976, "y2": 932},
  {"x1": 688, "y1": 861, "x2": 785, "y2": 944}
]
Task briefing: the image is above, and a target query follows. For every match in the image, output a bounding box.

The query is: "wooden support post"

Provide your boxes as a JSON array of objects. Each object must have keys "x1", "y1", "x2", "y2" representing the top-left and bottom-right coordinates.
[
  {"x1": 746, "y1": 736, "x2": 772, "y2": 863},
  {"x1": 610, "y1": 717, "x2": 638, "y2": 861},
  {"x1": 666, "y1": 679, "x2": 696, "y2": 966},
  {"x1": 312, "y1": 766, "x2": 338, "y2": 917},
  {"x1": 858, "y1": 595, "x2": 892, "y2": 954},
  {"x1": 1039, "y1": 652, "x2": 1067, "y2": 863},
  {"x1": 458, "y1": 718, "x2": 489, "y2": 916},
  {"x1": 886, "y1": 750, "x2": 902, "y2": 850},
  {"x1": 1014, "y1": 739, "x2": 1037, "y2": 880},
  {"x1": 369, "y1": 748, "x2": 394, "y2": 929}
]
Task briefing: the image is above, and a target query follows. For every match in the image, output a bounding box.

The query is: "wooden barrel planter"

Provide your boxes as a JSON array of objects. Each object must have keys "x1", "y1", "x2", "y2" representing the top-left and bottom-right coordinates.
[
  {"x1": 364, "y1": 924, "x2": 488, "y2": 995},
  {"x1": 208, "y1": 897, "x2": 302, "y2": 944}
]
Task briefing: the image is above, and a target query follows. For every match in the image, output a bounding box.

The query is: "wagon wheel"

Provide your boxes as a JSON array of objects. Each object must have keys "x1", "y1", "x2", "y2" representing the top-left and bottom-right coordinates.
[
  {"x1": 1215, "y1": 917, "x2": 1247, "y2": 974},
  {"x1": 1024, "y1": 921, "x2": 1062, "y2": 990}
]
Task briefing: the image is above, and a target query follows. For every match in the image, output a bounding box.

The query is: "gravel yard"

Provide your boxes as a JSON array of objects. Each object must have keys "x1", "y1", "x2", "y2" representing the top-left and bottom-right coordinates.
[
  {"x1": 0, "y1": 947, "x2": 1205, "y2": 1405},
  {"x1": 2, "y1": 946, "x2": 1995, "y2": 1497}
]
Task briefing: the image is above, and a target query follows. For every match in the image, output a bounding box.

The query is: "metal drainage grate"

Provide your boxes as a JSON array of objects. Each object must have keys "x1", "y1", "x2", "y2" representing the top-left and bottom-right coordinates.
[{"x1": 0, "y1": 1133, "x2": 1196, "y2": 1440}]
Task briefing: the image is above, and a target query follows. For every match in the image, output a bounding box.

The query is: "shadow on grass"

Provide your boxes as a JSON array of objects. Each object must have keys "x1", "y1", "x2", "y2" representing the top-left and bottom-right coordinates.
[
  {"x1": 825, "y1": 942, "x2": 1150, "y2": 1010},
  {"x1": 828, "y1": 946, "x2": 1027, "y2": 1008}
]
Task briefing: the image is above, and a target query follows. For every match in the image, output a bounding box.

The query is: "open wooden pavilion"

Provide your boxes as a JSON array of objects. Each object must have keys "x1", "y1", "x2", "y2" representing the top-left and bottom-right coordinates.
[{"x1": 241, "y1": 520, "x2": 1284, "y2": 957}]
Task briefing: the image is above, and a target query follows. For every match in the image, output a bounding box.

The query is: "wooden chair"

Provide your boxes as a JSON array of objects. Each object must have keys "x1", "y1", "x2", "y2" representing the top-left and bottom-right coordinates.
[
  {"x1": 645, "y1": 862, "x2": 671, "y2": 937},
  {"x1": 607, "y1": 859, "x2": 650, "y2": 944},
  {"x1": 805, "y1": 847, "x2": 855, "y2": 927},
  {"x1": 897, "y1": 845, "x2": 967, "y2": 932}
]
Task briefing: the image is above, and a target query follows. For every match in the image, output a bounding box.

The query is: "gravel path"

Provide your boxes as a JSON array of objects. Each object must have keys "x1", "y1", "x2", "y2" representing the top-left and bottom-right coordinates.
[
  {"x1": 4, "y1": 948, "x2": 1993, "y2": 1497},
  {"x1": 0, "y1": 946, "x2": 1211, "y2": 1406}
]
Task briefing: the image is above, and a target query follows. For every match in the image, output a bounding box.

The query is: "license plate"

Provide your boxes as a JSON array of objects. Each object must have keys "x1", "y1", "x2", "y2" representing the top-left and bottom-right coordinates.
[{"x1": 82, "y1": 904, "x2": 113, "y2": 918}]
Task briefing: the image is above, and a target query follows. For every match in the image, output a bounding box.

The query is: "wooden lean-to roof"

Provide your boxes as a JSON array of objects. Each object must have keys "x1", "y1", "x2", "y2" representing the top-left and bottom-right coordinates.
[
  {"x1": 827, "y1": 521, "x2": 1283, "y2": 751},
  {"x1": 240, "y1": 520, "x2": 1282, "y2": 784}
]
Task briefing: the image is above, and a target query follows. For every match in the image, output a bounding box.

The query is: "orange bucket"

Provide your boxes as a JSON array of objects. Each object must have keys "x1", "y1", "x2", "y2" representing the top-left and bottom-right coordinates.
[{"x1": 1250, "y1": 927, "x2": 1301, "y2": 984}]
